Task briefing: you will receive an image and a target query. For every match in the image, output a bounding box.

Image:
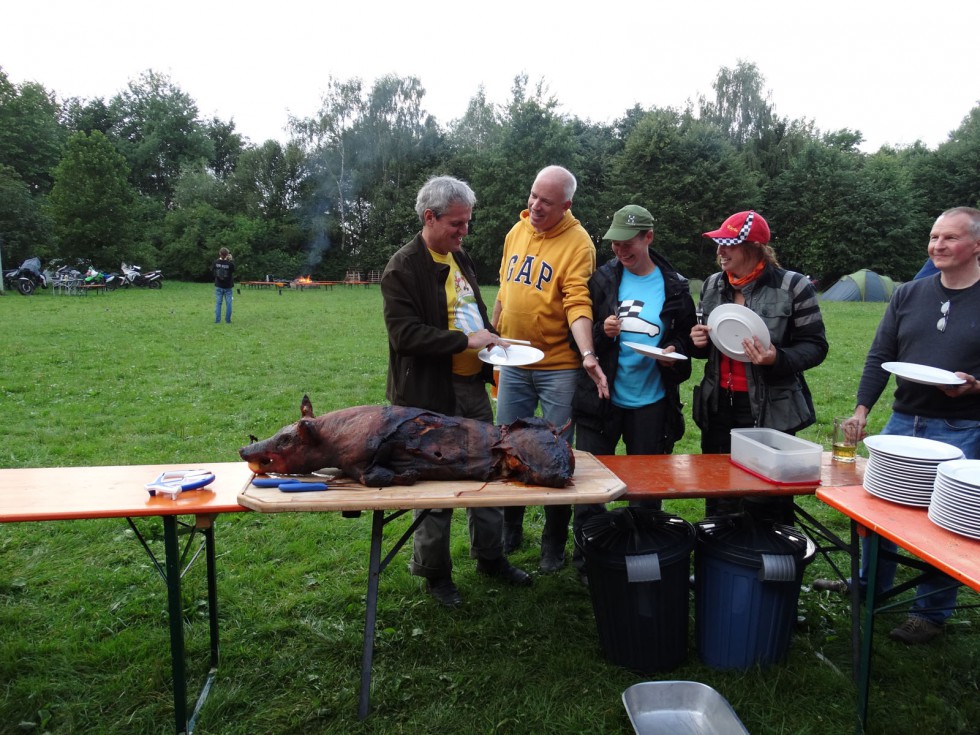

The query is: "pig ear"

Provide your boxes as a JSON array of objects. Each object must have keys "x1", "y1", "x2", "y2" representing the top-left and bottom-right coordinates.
[
  {"x1": 301, "y1": 394, "x2": 314, "y2": 418},
  {"x1": 297, "y1": 418, "x2": 322, "y2": 444}
]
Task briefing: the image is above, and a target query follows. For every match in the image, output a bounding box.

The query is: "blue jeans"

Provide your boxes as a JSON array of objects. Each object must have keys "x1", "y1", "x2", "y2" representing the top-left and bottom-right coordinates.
[
  {"x1": 860, "y1": 412, "x2": 980, "y2": 624},
  {"x1": 496, "y1": 367, "x2": 577, "y2": 552},
  {"x1": 215, "y1": 287, "x2": 233, "y2": 323}
]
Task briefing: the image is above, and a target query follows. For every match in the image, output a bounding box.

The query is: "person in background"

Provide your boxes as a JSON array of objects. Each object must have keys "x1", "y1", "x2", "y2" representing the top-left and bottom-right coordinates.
[
  {"x1": 381, "y1": 175, "x2": 532, "y2": 607},
  {"x1": 814, "y1": 206, "x2": 980, "y2": 644},
  {"x1": 213, "y1": 247, "x2": 235, "y2": 323},
  {"x1": 492, "y1": 165, "x2": 608, "y2": 573},
  {"x1": 571, "y1": 204, "x2": 698, "y2": 581},
  {"x1": 689, "y1": 210, "x2": 828, "y2": 525}
]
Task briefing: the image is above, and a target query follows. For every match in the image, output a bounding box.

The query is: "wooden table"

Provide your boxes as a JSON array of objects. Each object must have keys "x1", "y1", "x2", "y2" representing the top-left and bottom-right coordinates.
[
  {"x1": 237, "y1": 450, "x2": 626, "y2": 719},
  {"x1": 817, "y1": 484, "x2": 980, "y2": 732},
  {"x1": 0, "y1": 462, "x2": 253, "y2": 735}
]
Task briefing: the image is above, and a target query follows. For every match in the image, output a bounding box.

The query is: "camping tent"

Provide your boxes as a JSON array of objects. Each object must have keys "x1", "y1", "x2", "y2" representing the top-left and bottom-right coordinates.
[{"x1": 820, "y1": 269, "x2": 896, "y2": 302}]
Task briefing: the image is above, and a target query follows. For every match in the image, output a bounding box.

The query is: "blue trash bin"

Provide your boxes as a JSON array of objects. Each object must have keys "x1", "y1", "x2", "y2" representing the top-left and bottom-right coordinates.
[
  {"x1": 695, "y1": 514, "x2": 815, "y2": 669},
  {"x1": 576, "y1": 507, "x2": 695, "y2": 673}
]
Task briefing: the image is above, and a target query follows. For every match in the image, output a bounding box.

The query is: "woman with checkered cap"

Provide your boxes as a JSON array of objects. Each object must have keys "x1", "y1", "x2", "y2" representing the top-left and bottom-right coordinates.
[{"x1": 689, "y1": 211, "x2": 828, "y2": 524}]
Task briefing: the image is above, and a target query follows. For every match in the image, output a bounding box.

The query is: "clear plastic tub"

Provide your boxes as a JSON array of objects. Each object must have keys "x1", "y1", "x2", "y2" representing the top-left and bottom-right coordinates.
[{"x1": 730, "y1": 428, "x2": 822, "y2": 484}]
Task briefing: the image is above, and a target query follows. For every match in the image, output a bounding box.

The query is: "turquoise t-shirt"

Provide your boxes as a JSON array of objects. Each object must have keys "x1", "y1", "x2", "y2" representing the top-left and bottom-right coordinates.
[{"x1": 612, "y1": 268, "x2": 666, "y2": 409}]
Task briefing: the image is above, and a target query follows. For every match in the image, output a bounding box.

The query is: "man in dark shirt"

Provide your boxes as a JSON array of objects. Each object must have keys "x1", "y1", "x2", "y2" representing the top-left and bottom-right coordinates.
[
  {"x1": 213, "y1": 248, "x2": 235, "y2": 323},
  {"x1": 816, "y1": 207, "x2": 980, "y2": 643}
]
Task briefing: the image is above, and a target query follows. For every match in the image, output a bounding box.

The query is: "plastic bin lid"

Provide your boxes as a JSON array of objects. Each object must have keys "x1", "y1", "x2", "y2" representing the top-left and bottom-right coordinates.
[
  {"x1": 578, "y1": 507, "x2": 695, "y2": 565},
  {"x1": 696, "y1": 514, "x2": 811, "y2": 568}
]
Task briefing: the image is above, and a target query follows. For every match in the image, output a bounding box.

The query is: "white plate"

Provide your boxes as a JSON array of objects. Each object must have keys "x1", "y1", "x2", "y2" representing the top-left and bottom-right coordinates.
[
  {"x1": 881, "y1": 361, "x2": 966, "y2": 387},
  {"x1": 863, "y1": 434, "x2": 964, "y2": 461},
  {"x1": 622, "y1": 341, "x2": 688, "y2": 361},
  {"x1": 477, "y1": 344, "x2": 544, "y2": 367},
  {"x1": 937, "y1": 459, "x2": 980, "y2": 487},
  {"x1": 706, "y1": 304, "x2": 771, "y2": 362}
]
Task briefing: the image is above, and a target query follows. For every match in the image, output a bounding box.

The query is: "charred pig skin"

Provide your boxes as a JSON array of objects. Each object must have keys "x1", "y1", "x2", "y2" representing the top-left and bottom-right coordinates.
[{"x1": 239, "y1": 396, "x2": 574, "y2": 488}]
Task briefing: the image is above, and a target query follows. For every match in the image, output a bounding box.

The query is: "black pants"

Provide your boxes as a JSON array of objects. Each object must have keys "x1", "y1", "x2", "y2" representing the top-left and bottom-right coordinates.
[
  {"x1": 701, "y1": 390, "x2": 795, "y2": 526},
  {"x1": 572, "y1": 400, "x2": 668, "y2": 571}
]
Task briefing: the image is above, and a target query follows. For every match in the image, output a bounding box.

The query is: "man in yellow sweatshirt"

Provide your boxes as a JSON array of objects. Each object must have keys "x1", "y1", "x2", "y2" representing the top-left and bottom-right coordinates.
[{"x1": 492, "y1": 165, "x2": 608, "y2": 572}]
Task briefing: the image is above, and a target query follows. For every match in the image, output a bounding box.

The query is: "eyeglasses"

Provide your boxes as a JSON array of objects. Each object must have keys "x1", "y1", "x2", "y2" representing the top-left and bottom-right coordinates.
[{"x1": 937, "y1": 300, "x2": 950, "y2": 332}]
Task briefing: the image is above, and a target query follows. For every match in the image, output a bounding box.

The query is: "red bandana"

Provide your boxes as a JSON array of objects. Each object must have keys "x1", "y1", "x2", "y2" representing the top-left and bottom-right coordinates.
[{"x1": 727, "y1": 259, "x2": 766, "y2": 289}]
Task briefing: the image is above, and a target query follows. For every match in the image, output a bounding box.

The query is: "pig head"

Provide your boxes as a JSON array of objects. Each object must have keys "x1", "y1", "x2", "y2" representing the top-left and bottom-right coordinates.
[{"x1": 495, "y1": 417, "x2": 575, "y2": 488}]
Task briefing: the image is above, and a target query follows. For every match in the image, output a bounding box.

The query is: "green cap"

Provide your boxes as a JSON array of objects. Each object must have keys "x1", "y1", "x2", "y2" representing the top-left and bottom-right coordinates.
[{"x1": 602, "y1": 205, "x2": 655, "y2": 241}]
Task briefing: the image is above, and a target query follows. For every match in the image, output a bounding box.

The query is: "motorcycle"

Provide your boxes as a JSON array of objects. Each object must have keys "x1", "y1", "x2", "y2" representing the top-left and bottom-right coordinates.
[
  {"x1": 84, "y1": 266, "x2": 106, "y2": 286},
  {"x1": 103, "y1": 270, "x2": 122, "y2": 291},
  {"x1": 2, "y1": 257, "x2": 49, "y2": 296},
  {"x1": 120, "y1": 262, "x2": 164, "y2": 289}
]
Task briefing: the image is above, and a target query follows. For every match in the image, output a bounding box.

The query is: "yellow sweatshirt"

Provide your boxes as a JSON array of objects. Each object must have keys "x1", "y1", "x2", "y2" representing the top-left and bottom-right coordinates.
[{"x1": 496, "y1": 209, "x2": 596, "y2": 370}]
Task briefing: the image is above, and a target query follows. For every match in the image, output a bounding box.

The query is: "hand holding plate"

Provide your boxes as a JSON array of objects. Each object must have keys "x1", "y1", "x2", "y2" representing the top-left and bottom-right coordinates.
[
  {"x1": 940, "y1": 372, "x2": 980, "y2": 398},
  {"x1": 742, "y1": 336, "x2": 777, "y2": 365},
  {"x1": 467, "y1": 328, "x2": 504, "y2": 352}
]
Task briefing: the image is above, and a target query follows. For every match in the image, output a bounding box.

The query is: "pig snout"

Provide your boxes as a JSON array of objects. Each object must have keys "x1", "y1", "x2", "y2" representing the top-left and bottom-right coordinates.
[{"x1": 239, "y1": 438, "x2": 284, "y2": 474}]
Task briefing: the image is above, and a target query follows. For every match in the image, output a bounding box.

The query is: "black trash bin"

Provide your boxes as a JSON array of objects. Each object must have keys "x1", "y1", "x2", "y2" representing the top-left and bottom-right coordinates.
[
  {"x1": 695, "y1": 514, "x2": 815, "y2": 669},
  {"x1": 575, "y1": 507, "x2": 695, "y2": 673}
]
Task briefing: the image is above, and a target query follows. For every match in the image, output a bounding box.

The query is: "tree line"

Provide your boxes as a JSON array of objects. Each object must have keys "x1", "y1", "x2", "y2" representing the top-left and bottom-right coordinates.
[{"x1": 1, "y1": 62, "x2": 977, "y2": 287}]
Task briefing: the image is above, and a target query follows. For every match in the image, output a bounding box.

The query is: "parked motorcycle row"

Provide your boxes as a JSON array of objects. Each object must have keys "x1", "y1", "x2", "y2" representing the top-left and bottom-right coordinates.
[{"x1": 3, "y1": 258, "x2": 164, "y2": 296}]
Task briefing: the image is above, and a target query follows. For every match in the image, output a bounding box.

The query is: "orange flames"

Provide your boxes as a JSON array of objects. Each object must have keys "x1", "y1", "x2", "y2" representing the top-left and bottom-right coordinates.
[{"x1": 294, "y1": 275, "x2": 313, "y2": 284}]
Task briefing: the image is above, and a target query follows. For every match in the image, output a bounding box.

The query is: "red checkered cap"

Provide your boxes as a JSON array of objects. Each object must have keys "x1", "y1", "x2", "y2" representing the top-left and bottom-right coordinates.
[{"x1": 703, "y1": 211, "x2": 771, "y2": 246}]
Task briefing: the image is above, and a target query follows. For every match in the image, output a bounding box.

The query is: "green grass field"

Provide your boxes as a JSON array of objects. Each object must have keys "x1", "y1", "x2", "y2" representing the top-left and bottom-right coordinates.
[{"x1": 1, "y1": 283, "x2": 977, "y2": 734}]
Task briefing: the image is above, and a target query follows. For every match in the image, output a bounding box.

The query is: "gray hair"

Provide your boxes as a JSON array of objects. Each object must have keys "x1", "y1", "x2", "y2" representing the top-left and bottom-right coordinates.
[
  {"x1": 536, "y1": 165, "x2": 577, "y2": 201},
  {"x1": 415, "y1": 176, "x2": 477, "y2": 222},
  {"x1": 938, "y1": 207, "x2": 980, "y2": 238}
]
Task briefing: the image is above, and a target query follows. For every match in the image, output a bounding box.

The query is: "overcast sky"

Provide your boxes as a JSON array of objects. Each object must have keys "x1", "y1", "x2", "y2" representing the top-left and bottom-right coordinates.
[{"x1": 3, "y1": 0, "x2": 977, "y2": 153}]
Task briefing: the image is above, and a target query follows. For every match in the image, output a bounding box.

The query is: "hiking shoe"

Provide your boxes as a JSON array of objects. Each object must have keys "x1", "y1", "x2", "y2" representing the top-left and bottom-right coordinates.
[
  {"x1": 476, "y1": 558, "x2": 533, "y2": 587},
  {"x1": 539, "y1": 549, "x2": 566, "y2": 574},
  {"x1": 813, "y1": 578, "x2": 850, "y2": 595},
  {"x1": 425, "y1": 577, "x2": 462, "y2": 607},
  {"x1": 889, "y1": 616, "x2": 943, "y2": 645}
]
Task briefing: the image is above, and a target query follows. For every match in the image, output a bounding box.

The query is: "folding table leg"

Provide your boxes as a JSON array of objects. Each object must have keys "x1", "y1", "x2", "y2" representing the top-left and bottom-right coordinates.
[
  {"x1": 162, "y1": 516, "x2": 189, "y2": 734},
  {"x1": 358, "y1": 510, "x2": 386, "y2": 720},
  {"x1": 142, "y1": 515, "x2": 219, "y2": 735},
  {"x1": 857, "y1": 530, "x2": 880, "y2": 733},
  {"x1": 849, "y1": 521, "x2": 861, "y2": 682},
  {"x1": 356, "y1": 508, "x2": 431, "y2": 719}
]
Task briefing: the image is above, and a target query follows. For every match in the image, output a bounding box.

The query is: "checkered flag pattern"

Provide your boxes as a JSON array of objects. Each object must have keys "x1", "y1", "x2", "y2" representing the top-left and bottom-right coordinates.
[
  {"x1": 711, "y1": 212, "x2": 754, "y2": 246},
  {"x1": 618, "y1": 300, "x2": 644, "y2": 319}
]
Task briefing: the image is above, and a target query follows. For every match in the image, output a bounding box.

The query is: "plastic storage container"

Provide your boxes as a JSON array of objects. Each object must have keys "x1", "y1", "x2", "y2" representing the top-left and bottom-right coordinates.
[
  {"x1": 730, "y1": 427, "x2": 822, "y2": 484},
  {"x1": 575, "y1": 507, "x2": 695, "y2": 673},
  {"x1": 695, "y1": 514, "x2": 815, "y2": 669}
]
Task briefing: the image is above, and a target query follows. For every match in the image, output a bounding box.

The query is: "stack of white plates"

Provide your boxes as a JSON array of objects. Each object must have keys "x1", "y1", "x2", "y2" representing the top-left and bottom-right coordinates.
[
  {"x1": 862, "y1": 435, "x2": 964, "y2": 507},
  {"x1": 928, "y1": 459, "x2": 980, "y2": 539}
]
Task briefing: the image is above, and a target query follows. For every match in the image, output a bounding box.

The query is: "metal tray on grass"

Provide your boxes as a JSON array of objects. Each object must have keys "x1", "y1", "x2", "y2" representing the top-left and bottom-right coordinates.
[{"x1": 623, "y1": 681, "x2": 749, "y2": 735}]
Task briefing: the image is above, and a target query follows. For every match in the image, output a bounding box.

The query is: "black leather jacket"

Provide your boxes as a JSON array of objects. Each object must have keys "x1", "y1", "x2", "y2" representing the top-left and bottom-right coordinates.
[
  {"x1": 691, "y1": 265, "x2": 828, "y2": 433},
  {"x1": 572, "y1": 250, "x2": 698, "y2": 451}
]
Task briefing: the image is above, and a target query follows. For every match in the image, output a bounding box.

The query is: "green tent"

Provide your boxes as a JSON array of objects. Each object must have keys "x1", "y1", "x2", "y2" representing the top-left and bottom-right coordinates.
[{"x1": 820, "y1": 269, "x2": 896, "y2": 302}]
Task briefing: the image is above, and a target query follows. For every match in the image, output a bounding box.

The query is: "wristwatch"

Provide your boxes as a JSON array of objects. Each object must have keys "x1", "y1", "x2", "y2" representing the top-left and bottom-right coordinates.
[{"x1": 582, "y1": 350, "x2": 595, "y2": 359}]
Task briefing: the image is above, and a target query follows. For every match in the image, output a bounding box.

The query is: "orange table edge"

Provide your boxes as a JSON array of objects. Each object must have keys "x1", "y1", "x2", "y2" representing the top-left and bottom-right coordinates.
[{"x1": 817, "y1": 484, "x2": 980, "y2": 732}]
